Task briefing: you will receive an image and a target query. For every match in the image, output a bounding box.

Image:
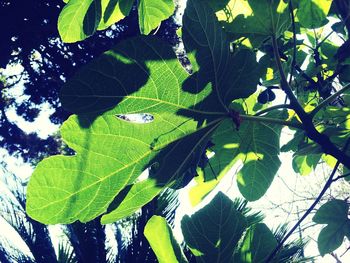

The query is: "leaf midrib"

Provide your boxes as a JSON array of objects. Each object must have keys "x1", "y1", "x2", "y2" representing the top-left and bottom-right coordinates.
[{"x1": 30, "y1": 118, "x2": 224, "y2": 212}]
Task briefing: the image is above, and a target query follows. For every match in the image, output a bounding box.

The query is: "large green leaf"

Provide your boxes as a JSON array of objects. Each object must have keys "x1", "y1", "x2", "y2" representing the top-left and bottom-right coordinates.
[
  {"x1": 313, "y1": 200, "x2": 350, "y2": 256},
  {"x1": 181, "y1": 192, "x2": 247, "y2": 262},
  {"x1": 236, "y1": 223, "x2": 278, "y2": 263},
  {"x1": 101, "y1": 122, "x2": 219, "y2": 224},
  {"x1": 26, "y1": 0, "x2": 260, "y2": 224},
  {"x1": 296, "y1": 0, "x2": 332, "y2": 29},
  {"x1": 313, "y1": 199, "x2": 349, "y2": 224},
  {"x1": 98, "y1": 0, "x2": 134, "y2": 31},
  {"x1": 144, "y1": 215, "x2": 188, "y2": 263},
  {"x1": 138, "y1": 0, "x2": 175, "y2": 35},
  {"x1": 317, "y1": 224, "x2": 347, "y2": 256},
  {"x1": 58, "y1": 0, "x2": 100, "y2": 43}
]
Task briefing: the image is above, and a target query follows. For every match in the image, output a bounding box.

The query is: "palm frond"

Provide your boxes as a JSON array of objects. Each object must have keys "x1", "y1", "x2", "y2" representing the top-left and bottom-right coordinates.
[
  {"x1": 0, "y1": 171, "x2": 57, "y2": 263},
  {"x1": 272, "y1": 224, "x2": 313, "y2": 263},
  {"x1": 232, "y1": 198, "x2": 264, "y2": 226},
  {"x1": 155, "y1": 188, "x2": 180, "y2": 227},
  {"x1": 64, "y1": 217, "x2": 107, "y2": 263},
  {"x1": 57, "y1": 240, "x2": 77, "y2": 263},
  {"x1": 0, "y1": 236, "x2": 32, "y2": 263}
]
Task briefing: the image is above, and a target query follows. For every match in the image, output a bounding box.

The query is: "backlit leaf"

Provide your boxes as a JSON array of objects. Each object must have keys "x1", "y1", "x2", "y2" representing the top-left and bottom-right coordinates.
[
  {"x1": 144, "y1": 215, "x2": 188, "y2": 263},
  {"x1": 97, "y1": 0, "x2": 134, "y2": 31},
  {"x1": 58, "y1": 0, "x2": 172, "y2": 43},
  {"x1": 196, "y1": 111, "x2": 285, "y2": 202},
  {"x1": 26, "y1": 0, "x2": 260, "y2": 224},
  {"x1": 181, "y1": 192, "x2": 247, "y2": 262},
  {"x1": 292, "y1": 154, "x2": 321, "y2": 176},
  {"x1": 297, "y1": 0, "x2": 332, "y2": 29},
  {"x1": 218, "y1": 0, "x2": 291, "y2": 47},
  {"x1": 58, "y1": 0, "x2": 100, "y2": 43},
  {"x1": 138, "y1": 0, "x2": 175, "y2": 35}
]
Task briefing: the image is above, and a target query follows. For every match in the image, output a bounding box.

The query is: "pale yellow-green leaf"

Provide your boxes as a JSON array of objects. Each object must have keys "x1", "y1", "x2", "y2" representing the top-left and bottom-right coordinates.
[{"x1": 144, "y1": 216, "x2": 188, "y2": 263}]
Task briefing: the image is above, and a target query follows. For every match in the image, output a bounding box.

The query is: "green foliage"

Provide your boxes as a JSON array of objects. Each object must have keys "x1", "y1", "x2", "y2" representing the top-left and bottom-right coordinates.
[
  {"x1": 292, "y1": 154, "x2": 321, "y2": 176},
  {"x1": 218, "y1": 0, "x2": 290, "y2": 47},
  {"x1": 181, "y1": 192, "x2": 248, "y2": 262},
  {"x1": 144, "y1": 215, "x2": 187, "y2": 263},
  {"x1": 58, "y1": 0, "x2": 174, "y2": 43},
  {"x1": 138, "y1": 0, "x2": 175, "y2": 35},
  {"x1": 145, "y1": 192, "x2": 282, "y2": 263},
  {"x1": 296, "y1": 0, "x2": 332, "y2": 29},
  {"x1": 25, "y1": 0, "x2": 350, "y2": 260},
  {"x1": 210, "y1": 111, "x2": 285, "y2": 201},
  {"x1": 237, "y1": 223, "x2": 278, "y2": 263},
  {"x1": 27, "y1": 0, "x2": 262, "y2": 224},
  {"x1": 313, "y1": 199, "x2": 350, "y2": 256}
]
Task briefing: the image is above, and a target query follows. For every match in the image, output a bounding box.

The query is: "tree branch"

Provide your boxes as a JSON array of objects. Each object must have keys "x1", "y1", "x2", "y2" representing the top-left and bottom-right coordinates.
[
  {"x1": 332, "y1": 172, "x2": 350, "y2": 182},
  {"x1": 271, "y1": 35, "x2": 350, "y2": 169},
  {"x1": 266, "y1": 138, "x2": 350, "y2": 262}
]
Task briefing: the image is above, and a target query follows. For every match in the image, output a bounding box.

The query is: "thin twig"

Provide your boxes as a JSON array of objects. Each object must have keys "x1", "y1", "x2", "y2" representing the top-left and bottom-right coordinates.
[
  {"x1": 265, "y1": 138, "x2": 350, "y2": 262},
  {"x1": 310, "y1": 83, "x2": 350, "y2": 118},
  {"x1": 340, "y1": 246, "x2": 350, "y2": 257},
  {"x1": 254, "y1": 104, "x2": 293, "y2": 116},
  {"x1": 332, "y1": 172, "x2": 350, "y2": 182},
  {"x1": 294, "y1": 64, "x2": 318, "y2": 85},
  {"x1": 316, "y1": 30, "x2": 335, "y2": 49}
]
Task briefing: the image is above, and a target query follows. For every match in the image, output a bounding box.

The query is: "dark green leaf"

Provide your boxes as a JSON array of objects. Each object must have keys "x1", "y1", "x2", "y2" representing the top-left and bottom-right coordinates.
[
  {"x1": 297, "y1": 0, "x2": 332, "y2": 29},
  {"x1": 237, "y1": 223, "x2": 277, "y2": 263},
  {"x1": 181, "y1": 192, "x2": 247, "y2": 262},
  {"x1": 313, "y1": 199, "x2": 349, "y2": 224},
  {"x1": 317, "y1": 224, "x2": 346, "y2": 256}
]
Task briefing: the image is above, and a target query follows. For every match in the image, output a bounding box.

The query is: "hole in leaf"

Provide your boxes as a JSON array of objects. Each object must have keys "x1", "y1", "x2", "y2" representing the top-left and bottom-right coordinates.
[{"x1": 115, "y1": 113, "x2": 154, "y2": 123}]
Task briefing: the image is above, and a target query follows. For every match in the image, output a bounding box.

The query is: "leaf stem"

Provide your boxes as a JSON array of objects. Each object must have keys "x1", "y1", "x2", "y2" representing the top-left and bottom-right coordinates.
[
  {"x1": 332, "y1": 172, "x2": 350, "y2": 182},
  {"x1": 240, "y1": 114, "x2": 303, "y2": 129},
  {"x1": 265, "y1": 138, "x2": 350, "y2": 262},
  {"x1": 310, "y1": 83, "x2": 350, "y2": 118},
  {"x1": 254, "y1": 104, "x2": 293, "y2": 116}
]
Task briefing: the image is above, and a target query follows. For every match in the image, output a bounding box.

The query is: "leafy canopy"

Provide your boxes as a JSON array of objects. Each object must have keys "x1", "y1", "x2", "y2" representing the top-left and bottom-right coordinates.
[
  {"x1": 25, "y1": 0, "x2": 350, "y2": 260},
  {"x1": 58, "y1": 0, "x2": 175, "y2": 42}
]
